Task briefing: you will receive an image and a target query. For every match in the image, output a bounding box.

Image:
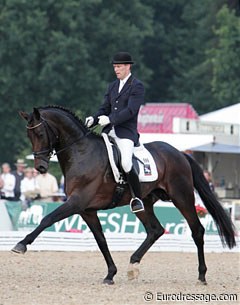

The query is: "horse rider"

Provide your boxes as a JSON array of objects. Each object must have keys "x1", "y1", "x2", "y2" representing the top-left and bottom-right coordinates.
[{"x1": 85, "y1": 52, "x2": 145, "y2": 213}]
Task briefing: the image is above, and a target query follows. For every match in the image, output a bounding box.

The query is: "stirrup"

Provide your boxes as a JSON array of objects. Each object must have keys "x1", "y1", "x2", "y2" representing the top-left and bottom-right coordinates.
[{"x1": 130, "y1": 197, "x2": 144, "y2": 213}]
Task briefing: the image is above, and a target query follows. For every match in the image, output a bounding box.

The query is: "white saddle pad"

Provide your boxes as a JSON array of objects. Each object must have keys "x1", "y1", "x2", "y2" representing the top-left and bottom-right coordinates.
[{"x1": 102, "y1": 133, "x2": 158, "y2": 183}]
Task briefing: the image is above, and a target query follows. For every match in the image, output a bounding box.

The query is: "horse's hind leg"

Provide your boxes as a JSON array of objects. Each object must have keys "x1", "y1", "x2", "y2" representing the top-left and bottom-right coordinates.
[
  {"x1": 128, "y1": 194, "x2": 165, "y2": 280},
  {"x1": 170, "y1": 185, "x2": 207, "y2": 284}
]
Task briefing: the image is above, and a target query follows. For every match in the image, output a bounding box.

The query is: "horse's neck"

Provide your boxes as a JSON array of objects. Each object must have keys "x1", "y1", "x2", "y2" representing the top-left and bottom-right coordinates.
[
  {"x1": 52, "y1": 113, "x2": 104, "y2": 153},
  {"x1": 57, "y1": 128, "x2": 105, "y2": 177},
  {"x1": 50, "y1": 114, "x2": 86, "y2": 141}
]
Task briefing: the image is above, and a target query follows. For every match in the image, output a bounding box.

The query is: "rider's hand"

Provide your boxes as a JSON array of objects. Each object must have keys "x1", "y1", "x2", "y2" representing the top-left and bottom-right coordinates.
[
  {"x1": 85, "y1": 116, "x2": 94, "y2": 128},
  {"x1": 98, "y1": 115, "x2": 110, "y2": 126}
]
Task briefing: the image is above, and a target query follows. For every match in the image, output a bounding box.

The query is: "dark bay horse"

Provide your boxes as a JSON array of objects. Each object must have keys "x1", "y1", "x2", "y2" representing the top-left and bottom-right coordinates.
[{"x1": 12, "y1": 106, "x2": 236, "y2": 284}]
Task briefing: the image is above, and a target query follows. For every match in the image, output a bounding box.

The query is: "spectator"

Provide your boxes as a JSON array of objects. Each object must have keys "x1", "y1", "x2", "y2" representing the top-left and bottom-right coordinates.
[
  {"x1": 12, "y1": 159, "x2": 27, "y2": 201},
  {"x1": 32, "y1": 168, "x2": 39, "y2": 178},
  {"x1": 203, "y1": 169, "x2": 215, "y2": 193},
  {"x1": 59, "y1": 175, "x2": 67, "y2": 201},
  {"x1": 184, "y1": 149, "x2": 194, "y2": 158},
  {"x1": 59, "y1": 175, "x2": 65, "y2": 193},
  {"x1": 0, "y1": 163, "x2": 16, "y2": 200},
  {"x1": 20, "y1": 167, "x2": 40, "y2": 209},
  {"x1": 36, "y1": 171, "x2": 59, "y2": 201},
  {"x1": 0, "y1": 175, "x2": 4, "y2": 197}
]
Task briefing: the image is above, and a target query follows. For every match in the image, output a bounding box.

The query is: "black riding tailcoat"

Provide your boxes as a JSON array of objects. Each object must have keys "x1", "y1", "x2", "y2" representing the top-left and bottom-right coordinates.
[{"x1": 93, "y1": 75, "x2": 145, "y2": 145}]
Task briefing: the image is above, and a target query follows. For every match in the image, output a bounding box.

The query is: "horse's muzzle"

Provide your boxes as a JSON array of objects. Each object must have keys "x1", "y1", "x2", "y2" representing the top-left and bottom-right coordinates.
[
  {"x1": 35, "y1": 159, "x2": 49, "y2": 174},
  {"x1": 37, "y1": 165, "x2": 48, "y2": 174}
]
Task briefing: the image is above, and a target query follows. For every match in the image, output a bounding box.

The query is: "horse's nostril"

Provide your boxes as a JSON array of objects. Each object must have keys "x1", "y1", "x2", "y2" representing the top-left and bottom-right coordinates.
[{"x1": 37, "y1": 165, "x2": 47, "y2": 174}]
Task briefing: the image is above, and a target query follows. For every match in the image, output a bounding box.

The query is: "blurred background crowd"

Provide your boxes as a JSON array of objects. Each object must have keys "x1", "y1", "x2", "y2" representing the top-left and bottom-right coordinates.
[{"x1": 0, "y1": 159, "x2": 65, "y2": 209}]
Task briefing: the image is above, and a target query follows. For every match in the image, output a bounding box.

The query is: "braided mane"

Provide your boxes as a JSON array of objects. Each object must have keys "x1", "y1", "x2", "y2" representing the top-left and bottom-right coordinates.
[
  {"x1": 37, "y1": 105, "x2": 101, "y2": 138},
  {"x1": 39, "y1": 104, "x2": 85, "y2": 125}
]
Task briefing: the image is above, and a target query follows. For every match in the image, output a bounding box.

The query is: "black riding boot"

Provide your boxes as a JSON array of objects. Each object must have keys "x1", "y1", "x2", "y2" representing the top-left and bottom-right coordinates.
[{"x1": 126, "y1": 167, "x2": 144, "y2": 213}]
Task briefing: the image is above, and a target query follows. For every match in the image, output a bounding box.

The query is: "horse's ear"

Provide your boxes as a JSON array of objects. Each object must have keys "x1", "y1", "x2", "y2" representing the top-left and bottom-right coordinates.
[
  {"x1": 33, "y1": 107, "x2": 41, "y2": 120},
  {"x1": 19, "y1": 111, "x2": 30, "y2": 121}
]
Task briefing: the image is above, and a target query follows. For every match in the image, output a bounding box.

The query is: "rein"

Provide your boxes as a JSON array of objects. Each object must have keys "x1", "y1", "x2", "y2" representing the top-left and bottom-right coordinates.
[
  {"x1": 54, "y1": 125, "x2": 99, "y2": 155},
  {"x1": 54, "y1": 137, "x2": 84, "y2": 155}
]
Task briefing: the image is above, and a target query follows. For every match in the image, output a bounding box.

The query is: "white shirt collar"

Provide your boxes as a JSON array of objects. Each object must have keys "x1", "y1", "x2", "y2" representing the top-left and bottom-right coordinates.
[
  {"x1": 120, "y1": 73, "x2": 131, "y2": 86},
  {"x1": 119, "y1": 73, "x2": 131, "y2": 93}
]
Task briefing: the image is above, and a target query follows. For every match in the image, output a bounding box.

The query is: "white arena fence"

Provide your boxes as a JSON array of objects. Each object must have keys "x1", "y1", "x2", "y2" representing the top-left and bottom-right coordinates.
[{"x1": 0, "y1": 231, "x2": 239, "y2": 253}]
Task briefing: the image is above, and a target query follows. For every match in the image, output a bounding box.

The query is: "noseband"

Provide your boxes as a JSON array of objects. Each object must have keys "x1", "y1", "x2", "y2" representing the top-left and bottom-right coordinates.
[{"x1": 26, "y1": 118, "x2": 58, "y2": 161}]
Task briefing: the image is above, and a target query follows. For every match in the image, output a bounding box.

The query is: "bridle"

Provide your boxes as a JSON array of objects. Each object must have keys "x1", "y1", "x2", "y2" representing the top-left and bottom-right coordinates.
[
  {"x1": 26, "y1": 116, "x2": 90, "y2": 161},
  {"x1": 26, "y1": 118, "x2": 59, "y2": 161}
]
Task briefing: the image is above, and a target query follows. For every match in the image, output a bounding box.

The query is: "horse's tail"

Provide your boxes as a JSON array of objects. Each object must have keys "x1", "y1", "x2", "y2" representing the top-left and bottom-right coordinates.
[{"x1": 184, "y1": 153, "x2": 236, "y2": 249}]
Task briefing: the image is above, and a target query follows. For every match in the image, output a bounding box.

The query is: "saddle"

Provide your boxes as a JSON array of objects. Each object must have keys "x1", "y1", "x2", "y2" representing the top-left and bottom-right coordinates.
[{"x1": 102, "y1": 133, "x2": 158, "y2": 184}]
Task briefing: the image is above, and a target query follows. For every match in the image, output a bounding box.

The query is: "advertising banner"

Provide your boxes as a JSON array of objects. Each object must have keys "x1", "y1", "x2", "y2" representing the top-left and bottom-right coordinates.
[{"x1": 4, "y1": 201, "x2": 218, "y2": 235}]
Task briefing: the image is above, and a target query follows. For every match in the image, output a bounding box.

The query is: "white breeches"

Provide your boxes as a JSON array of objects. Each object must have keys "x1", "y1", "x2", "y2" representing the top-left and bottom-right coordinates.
[{"x1": 108, "y1": 128, "x2": 134, "y2": 173}]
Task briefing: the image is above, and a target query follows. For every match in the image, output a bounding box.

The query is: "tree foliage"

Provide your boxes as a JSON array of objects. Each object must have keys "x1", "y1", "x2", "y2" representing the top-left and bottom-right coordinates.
[
  {"x1": 210, "y1": 5, "x2": 240, "y2": 108},
  {"x1": 0, "y1": 0, "x2": 239, "y2": 164},
  {"x1": 0, "y1": 0, "x2": 153, "y2": 163}
]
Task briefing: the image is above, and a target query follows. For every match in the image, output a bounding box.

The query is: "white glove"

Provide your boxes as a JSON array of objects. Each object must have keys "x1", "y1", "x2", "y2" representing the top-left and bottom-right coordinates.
[
  {"x1": 85, "y1": 116, "x2": 94, "y2": 128},
  {"x1": 98, "y1": 115, "x2": 110, "y2": 126}
]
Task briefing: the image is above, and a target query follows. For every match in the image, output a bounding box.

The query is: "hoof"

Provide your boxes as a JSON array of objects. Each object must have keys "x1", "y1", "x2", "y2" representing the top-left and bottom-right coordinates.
[
  {"x1": 103, "y1": 278, "x2": 115, "y2": 285},
  {"x1": 127, "y1": 263, "x2": 139, "y2": 280},
  {"x1": 11, "y1": 243, "x2": 27, "y2": 254},
  {"x1": 197, "y1": 279, "x2": 207, "y2": 285}
]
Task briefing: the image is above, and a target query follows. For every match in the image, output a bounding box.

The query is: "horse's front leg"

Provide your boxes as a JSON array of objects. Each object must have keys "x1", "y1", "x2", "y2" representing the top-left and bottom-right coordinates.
[
  {"x1": 11, "y1": 195, "x2": 79, "y2": 254},
  {"x1": 81, "y1": 211, "x2": 117, "y2": 285}
]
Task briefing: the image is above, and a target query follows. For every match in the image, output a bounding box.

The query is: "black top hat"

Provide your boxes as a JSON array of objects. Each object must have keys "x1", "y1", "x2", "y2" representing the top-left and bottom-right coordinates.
[{"x1": 111, "y1": 52, "x2": 134, "y2": 64}]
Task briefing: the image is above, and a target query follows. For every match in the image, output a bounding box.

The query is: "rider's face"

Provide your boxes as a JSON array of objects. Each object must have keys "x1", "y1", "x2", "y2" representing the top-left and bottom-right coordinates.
[{"x1": 113, "y1": 64, "x2": 131, "y2": 80}]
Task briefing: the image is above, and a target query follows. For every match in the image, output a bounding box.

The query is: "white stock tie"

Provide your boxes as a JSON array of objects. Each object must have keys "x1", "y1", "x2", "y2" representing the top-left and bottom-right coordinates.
[{"x1": 118, "y1": 80, "x2": 125, "y2": 93}]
